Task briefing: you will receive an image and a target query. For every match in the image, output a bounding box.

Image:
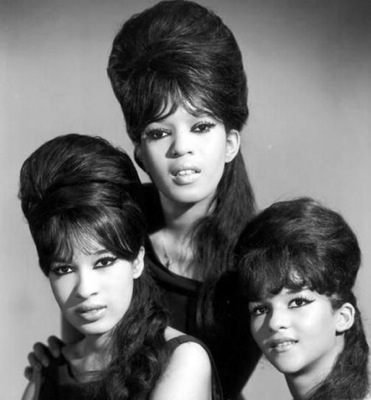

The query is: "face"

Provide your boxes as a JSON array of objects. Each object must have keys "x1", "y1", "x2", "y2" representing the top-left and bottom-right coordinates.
[
  {"x1": 137, "y1": 104, "x2": 239, "y2": 208},
  {"x1": 249, "y1": 288, "x2": 344, "y2": 379},
  {"x1": 49, "y1": 243, "x2": 144, "y2": 337}
]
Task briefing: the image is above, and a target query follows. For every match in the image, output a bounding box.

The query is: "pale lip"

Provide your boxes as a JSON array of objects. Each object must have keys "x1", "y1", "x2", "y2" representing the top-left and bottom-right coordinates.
[
  {"x1": 268, "y1": 337, "x2": 298, "y2": 353},
  {"x1": 75, "y1": 304, "x2": 107, "y2": 323},
  {"x1": 170, "y1": 164, "x2": 201, "y2": 185}
]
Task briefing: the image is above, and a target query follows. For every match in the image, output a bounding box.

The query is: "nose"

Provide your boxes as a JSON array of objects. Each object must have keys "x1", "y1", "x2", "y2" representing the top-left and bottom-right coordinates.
[
  {"x1": 267, "y1": 307, "x2": 290, "y2": 332},
  {"x1": 169, "y1": 130, "x2": 193, "y2": 157},
  {"x1": 75, "y1": 270, "x2": 98, "y2": 299}
]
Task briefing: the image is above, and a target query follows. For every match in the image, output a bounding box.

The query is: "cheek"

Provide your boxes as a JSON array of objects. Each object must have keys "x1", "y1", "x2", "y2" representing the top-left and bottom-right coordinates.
[
  {"x1": 250, "y1": 317, "x2": 265, "y2": 343},
  {"x1": 141, "y1": 144, "x2": 165, "y2": 169},
  {"x1": 296, "y1": 310, "x2": 336, "y2": 344},
  {"x1": 50, "y1": 279, "x2": 72, "y2": 309},
  {"x1": 109, "y1": 273, "x2": 135, "y2": 306},
  {"x1": 305, "y1": 306, "x2": 333, "y2": 327},
  {"x1": 206, "y1": 136, "x2": 228, "y2": 160}
]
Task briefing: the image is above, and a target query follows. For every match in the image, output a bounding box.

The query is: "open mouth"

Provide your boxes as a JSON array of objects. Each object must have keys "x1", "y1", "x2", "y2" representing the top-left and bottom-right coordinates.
[
  {"x1": 171, "y1": 167, "x2": 201, "y2": 185},
  {"x1": 270, "y1": 339, "x2": 298, "y2": 352},
  {"x1": 174, "y1": 169, "x2": 200, "y2": 177}
]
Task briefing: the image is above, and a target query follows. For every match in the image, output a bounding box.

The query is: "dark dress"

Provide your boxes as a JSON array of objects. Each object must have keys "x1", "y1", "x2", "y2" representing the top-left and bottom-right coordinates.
[
  {"x1": 39, "y1": 335, "x2": 223, "y2": 400},
  {"x1": 142, "y1": 184, "x2": 261, "y2": 400}
]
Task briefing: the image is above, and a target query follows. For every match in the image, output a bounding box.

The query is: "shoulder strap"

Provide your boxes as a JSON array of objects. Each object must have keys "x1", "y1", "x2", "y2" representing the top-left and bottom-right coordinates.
[
  {"x1": 166, "y1": 335, "x2": 224, "y2": 400},
  {"x1": 166, "y1": 334, "x2": 204, "y2": 351}
]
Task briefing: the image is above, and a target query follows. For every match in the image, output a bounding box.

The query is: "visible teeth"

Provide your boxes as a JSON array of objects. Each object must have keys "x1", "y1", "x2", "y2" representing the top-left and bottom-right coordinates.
[
  {"x1": 177, "y1": 170, "x2": 196, "y2": 176},
  {"x1": 274, "y1": 341, "x2": 295, "y2": 349},
  {"x1": 82, "y1": 309, "x2": 100, "y2": 314}
]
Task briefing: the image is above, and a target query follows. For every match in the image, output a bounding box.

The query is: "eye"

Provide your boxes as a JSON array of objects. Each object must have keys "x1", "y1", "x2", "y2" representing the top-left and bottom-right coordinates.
[
  {"x1": 142, "y1": 128, "x2": 170, "y2": 141},
  {"x1": 95, "y1": 256, "x2": 118, "y2": 269},
  {"x1": 249, "y1": 303, "x2": 269, "y2": 317},
  {"x1": 192, "y1": 121, "x2": 216, "y2": 134},
  {"x1": 289, "y1": 296, "x2": 314, "y2": 308},
  {"x1": 49, "y1": 265, "x2": 73, "y2": 277}
]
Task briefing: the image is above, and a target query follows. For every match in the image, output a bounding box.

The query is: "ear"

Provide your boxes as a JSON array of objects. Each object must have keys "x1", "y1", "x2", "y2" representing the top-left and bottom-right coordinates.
[
  {"x1": 225, "y1": 129, "x2": 241, "y2": 163},
  {"x1": 335, "y1": 302, "x2": 355, "y2": 333},
  {"x1": 132, "y1": 246, "x2": 145, "y2": 279}
]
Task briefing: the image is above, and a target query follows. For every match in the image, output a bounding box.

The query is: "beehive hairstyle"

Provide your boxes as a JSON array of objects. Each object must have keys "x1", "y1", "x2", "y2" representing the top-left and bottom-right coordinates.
[{"x1": 19, "y1": 134, "x2": 169, "y2": 399}]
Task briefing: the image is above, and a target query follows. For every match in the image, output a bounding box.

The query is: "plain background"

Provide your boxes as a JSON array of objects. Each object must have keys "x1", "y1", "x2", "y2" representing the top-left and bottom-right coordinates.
[{"x1": 1, "y1": 0, "x2": 370, "y2": 398}]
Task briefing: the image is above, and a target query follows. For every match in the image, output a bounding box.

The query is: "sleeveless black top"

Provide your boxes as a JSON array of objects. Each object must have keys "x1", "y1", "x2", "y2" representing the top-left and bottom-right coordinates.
[
  {"x1": 142, "y1": 184, "x2": 261, "y2": 400},
  {"x1": 39, "y1": 335, "x2": 223, "y2": 400}
]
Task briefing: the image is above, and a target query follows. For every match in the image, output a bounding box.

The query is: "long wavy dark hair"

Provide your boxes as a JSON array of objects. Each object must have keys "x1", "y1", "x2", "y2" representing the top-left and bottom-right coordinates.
[
  {"x1": 19, "y1": 133, "x2": 169, "y2": 399},
  {"x1": 107, "y1": 0, "x2": 256, "y2": 330},
  {"x1": 236, "y1": 197, "x2": 370, "y2": 399}
]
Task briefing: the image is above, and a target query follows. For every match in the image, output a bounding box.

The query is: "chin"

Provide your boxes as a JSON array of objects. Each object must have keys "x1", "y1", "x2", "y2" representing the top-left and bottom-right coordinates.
[
  {"x1": 72, "y1": 321, "x2": 113, "y2": 336},
  {"x1": 168, "y1": 188, "x2": 214, "y2": 205},
  {"x1": 272, "y1": 362, "x2": 303, "y2": 375}
]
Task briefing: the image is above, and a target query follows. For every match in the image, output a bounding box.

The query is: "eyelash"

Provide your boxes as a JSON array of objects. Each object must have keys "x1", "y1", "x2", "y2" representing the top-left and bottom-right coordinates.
[
  {"x1": 143, "y1": 128, "x2": 170, "y2": 141},
  {"x1": 95, "y1": 256, "x2": 117, "y2": 268},
  {"x1": 289, "y1": 296, "x2": 314, "y2": 308},
  {"x1": 249, "y1": 296, "x2": 315, "y2": 317},
  {"x1": 249, "y1": 304, "x2": 268, "y2": 317},
  {"x1": 49, "y1": 265, "x2": 73, "y2": 277},
  {"x1": 192, "y1": 121, "x2": 216, "y2": 133},
  {"x1": 49, "y1": 256, "x2": 118, "y2": 276},
  {"x1": 143, "y1": 120, "x2": 216, "y2": 140}
]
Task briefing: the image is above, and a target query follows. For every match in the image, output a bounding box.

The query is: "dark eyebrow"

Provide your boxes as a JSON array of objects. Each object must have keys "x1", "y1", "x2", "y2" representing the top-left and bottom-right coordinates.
[
  {"x1": 50, "y1": 257, "x2": 70, "y2": 264},
  {"x1": 92, "y1": 249, "x2": 110, "y2": 256}
]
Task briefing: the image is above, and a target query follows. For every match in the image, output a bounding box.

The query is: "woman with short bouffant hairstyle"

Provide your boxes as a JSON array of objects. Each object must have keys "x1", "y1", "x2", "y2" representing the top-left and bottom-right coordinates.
[{"x1": 236, "y1": 198, "x2": 370, "y2": 399}]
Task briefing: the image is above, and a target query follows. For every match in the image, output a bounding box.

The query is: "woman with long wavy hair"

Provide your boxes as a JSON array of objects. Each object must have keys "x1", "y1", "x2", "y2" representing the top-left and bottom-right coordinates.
[{"x1": 20, "y1": 134, "x2": 222, "y2": 400}]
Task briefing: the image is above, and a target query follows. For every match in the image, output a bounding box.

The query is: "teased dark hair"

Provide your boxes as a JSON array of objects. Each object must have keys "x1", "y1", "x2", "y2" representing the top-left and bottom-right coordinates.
[
  {"x1": 108, "y1": 0, "x2": 256, "y2": 330},
  {"x1": 236, "y1": 197, "x2": 369, "y2": 399},
  {"x1": 19, "y1": 133, "x2": 169, "y2": 399},
  {"x1": 108, "y1": 0, "x2": 249, "y2": 143}
]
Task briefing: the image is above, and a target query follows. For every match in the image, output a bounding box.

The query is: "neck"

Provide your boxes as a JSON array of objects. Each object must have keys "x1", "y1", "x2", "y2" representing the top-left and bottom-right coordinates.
[
  {"x1": 159, "y1": 192, "x2": 213, "y2": 233},
  {"x1": 82, "y1": 332, "x2": 111, "y2": 356},
  {"x1": 64, "y1": 331, "x2": 112, "y2": 381},
  {"x1": 150, "y1": 193, "x2": 214, "y2": 280},
  {"x1": 286, "y1": 373, "x2": 320, "y2": 400}
]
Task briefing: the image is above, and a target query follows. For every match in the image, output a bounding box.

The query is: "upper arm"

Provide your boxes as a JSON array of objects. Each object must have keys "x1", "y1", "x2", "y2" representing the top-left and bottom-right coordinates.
[{"x1": 151, "y1": 342, "x2": 212, "y2": 400}]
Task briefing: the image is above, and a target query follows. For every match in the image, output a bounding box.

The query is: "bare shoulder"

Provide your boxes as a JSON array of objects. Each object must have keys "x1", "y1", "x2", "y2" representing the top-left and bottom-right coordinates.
[
  {"x1": 169, "y1": 339, "x2": 211, "y2": 371},
  {"x1": 164, "y1": 327, "x2": 211, "y2": 373},
  {"x1": 150, "y1": 329, "x2": 212, "y2": 400}
]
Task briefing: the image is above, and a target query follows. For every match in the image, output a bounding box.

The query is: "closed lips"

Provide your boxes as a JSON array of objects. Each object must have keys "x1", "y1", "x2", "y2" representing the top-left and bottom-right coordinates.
[{"x1": 76, "y1": 305, "x2": 106, "y2": 314}]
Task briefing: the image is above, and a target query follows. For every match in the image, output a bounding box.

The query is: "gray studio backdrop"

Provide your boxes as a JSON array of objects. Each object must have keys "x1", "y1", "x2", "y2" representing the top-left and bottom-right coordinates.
[{"x1": 1, "y1": 0, "x2": 370, "y2": 399}]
